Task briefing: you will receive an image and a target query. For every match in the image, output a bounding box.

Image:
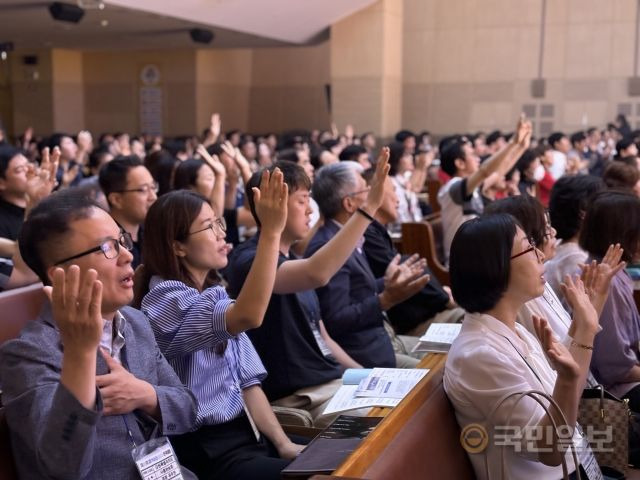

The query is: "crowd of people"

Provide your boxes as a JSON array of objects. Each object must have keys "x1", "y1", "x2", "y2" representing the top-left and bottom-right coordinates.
[{"x1": 0, "y1": 110, "x2": 639, "y2": 479}]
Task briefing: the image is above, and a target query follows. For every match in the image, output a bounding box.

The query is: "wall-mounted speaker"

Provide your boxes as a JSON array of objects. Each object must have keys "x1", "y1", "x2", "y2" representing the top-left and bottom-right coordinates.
[
  {"x1": 49, "y1": 2, "x2": 85, "y2": 23},
  {"x1": 531, "y1": 78, "x2": 546, "y2": 98},
  {"x1": 189, "y1": 28, "x2": 214, "y2": 44}
]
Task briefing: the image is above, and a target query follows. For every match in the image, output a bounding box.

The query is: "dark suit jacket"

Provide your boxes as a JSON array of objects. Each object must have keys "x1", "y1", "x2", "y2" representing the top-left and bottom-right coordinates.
[
  {"x1": 305, "y1": 220, "x2": 395, "y2": 368},
  {"x1": 0, "y1": 303, "x2": 197, "y2": 480},
  {"x1": 363, "y1": 220, "x2": 450, "y2": 334}
]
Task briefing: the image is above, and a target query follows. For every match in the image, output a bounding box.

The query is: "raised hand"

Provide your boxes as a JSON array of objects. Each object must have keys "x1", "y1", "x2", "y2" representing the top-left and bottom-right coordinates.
[
  {"x1": 361, "y1": 147, "x2": 390, "y2": 214},
  {"x1": 252, "y1": 168, "x2": 288, "y2": 236},
  {"x1": 380, "y1": 254, "x2": 430, "y2": 310},
  {"x1": 579, "y1": 244, "x2": 625, "y2": 316},
  {"x1": 210, "y1": 113, "x2": 221, "y2": 139},
  {"x1": 514, "y1": 114, "x2": 533, "y2": 149},
  {"x1": 196, "y1": 145, "x2": 226, "y2": 177},
  {"x1": 61, "y1": 162, "x2": 80, "y2": 188},
  {"x1": 560, "y1": 274, "x2": 599, "y2": 341},
  {"x1": 533, "y1": 316, "x2": 580, "y2": 381},
  {"x1": 96, "y1": 349, "x2": 158, "y2": 416},
  {"x1": 25, "y1": 146, "x2": 59, "y2": 211},
  {"x1": 46, "y1": 265, "x2": 103, "y2": 355}
]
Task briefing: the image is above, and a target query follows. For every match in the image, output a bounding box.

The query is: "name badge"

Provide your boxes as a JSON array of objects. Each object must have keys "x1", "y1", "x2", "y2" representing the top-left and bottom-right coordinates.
[
  {"x1": 576, "y1": 428, "x2": 603, "y2": 480},
  {"x1": 132, "y1": 437, "x2": 184, "y2": 480}
]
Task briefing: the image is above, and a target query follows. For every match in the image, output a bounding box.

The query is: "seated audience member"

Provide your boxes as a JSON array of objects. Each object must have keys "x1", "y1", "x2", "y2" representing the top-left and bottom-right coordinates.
[
  {"x1": 438, "y1": 116, "x2": 531, "y2": 261},
  {"x1": 602, "y1": 159, "x2": 640, "y2": 196},
  {"x1": 306, "y1": 162, "x2": 430, "y2": 368},
  {"x1": 484, "y1": 194, "x2": 620, "y2": 357},
  {"x1": 388, "y1": 141, "x2": 423, "y2": 223},
  {"x1": 360, "y1": 168, "x2": 464, "y2": 336},
  {"x1": 0, "y1": 146, "x2": 31, "y2": 242},
  {"x1": 99, "y1": 155, "x2": 157, "y2": 269},
  {"x1": 226, "y1": 153, "x2": 389, "y2": 424},
  {"x1": 395, "y1": 129, "x2": 417, "y2": 155},
  {"x1": 615, "y1": 137, "x2": 638, "y2": 161},
  {"x1": 137, "y1": 173, "x2": 306, "y2": 480},
  {"x1": 444, "y1": 214, "x2": 601, "y2": 479},
  {"x1": 173, "y1": 148, "x2": 225, "y2": 217},
  {"x1": 339, "y1": 144, "x2": 372, "y2": 170},
  {"x1": 546, "y1": 175, "x2": 605, "y2": 305},
  {"x1": 580, "y1": 191, "x2": 640, "y2": 409},
  {"x1": 516, "y1": 148, "x2": 545, "y2": 197},
  {"x1": 548, "y1": 131, "x2": 571, "y2": 180},
  {"x1": 49, "y1": 133, "x2": 83, "y2": 187},
  {"x1": 144, "y1": 149, "x2": 178, "y2": 196},
  {"x1": 0, "y1": 189, "x2": 197, "y2": 479}
]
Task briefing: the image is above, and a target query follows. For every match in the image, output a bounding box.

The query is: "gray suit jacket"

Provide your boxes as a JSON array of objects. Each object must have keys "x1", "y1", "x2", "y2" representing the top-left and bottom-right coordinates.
[{"x1": 0, "y1": 303, "x2": 197, "y2": 480}]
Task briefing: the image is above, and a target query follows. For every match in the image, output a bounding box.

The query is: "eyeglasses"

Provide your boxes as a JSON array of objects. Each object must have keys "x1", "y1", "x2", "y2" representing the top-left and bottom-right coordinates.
[
  {"x1": 188, "y1": 217, "x2": 227, "y2": 237},
  {"x1": 114, "y1": 182, "x2": 159, "y2": 195},
  {"x1": 54, "y1": 231, "x2": 134, "y2": 265},
  {"x1": 343, "y1": 188, "x2": 370, "y2": 199},
  {"x1": 510, "y1": 237, "x2": 542, "y2": 262}
]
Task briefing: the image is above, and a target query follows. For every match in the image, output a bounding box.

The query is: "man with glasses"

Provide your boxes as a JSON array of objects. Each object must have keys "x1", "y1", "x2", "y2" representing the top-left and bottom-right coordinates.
[
  {"x1": 0, "y1": 189, "x2": 197, "y2": 479},
  {"x1": 99, "y1": 155, "x2": 158, "y2": 269}
]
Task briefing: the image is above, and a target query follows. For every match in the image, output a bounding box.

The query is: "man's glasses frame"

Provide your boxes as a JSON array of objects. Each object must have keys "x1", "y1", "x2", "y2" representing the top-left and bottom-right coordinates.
[
  {"x1": 54, "y1": 231, "x2": 134, "y2": 265},
  {"x1": 113, "y1": 182, "x2": 159, "y2": 195}
]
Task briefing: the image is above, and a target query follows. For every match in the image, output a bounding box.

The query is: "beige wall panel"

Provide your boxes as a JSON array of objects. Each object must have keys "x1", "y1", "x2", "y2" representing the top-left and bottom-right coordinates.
[
  {"x1": 611, "y1": 22, "x2": 635, "y2": 77},
  {"x1": 433, "y1": 0, "x2": 477, "y2": 30},
  {"x1": 83, "y1": 50, "x2": 196, "y2": 83},
  {"x1": 562, "y1": 100, "x2": 608, "y2": 130},
  {"x1": 567, "y1": 0, "x2": 613, "y2": 24},
  {"x1": 472, "y1": 28, "x2": 519, "y2": 82},
  {"x1": 429, "y1": 83, "x2": 472, "y2": 133},
  {"x1": 196, "y1": 84, "x2": 250, "y2": 132},
  {"x1": 469, "y1": 101, "x2": 514, "y2": 131},
  {"x1": 564, "y1": 23, "x2": 612, "y2": 79},
  {"x1": 475, "y1": 0, "x2": 539, "y2": 28},
  {"x1": 613, "y1": 0, "x2": 636, "y2": 22},
  {"x1": 165, "y1": 82, "x2": 197, "y2": 135},
  {"x1": 403, "y1": 30, "x2": 437, "y2": 83},
  {"x1": 563, "y1": 80, "x2": 609, "y2": 100},
  {"x1": 382, "y1": 0, "x2": 403, "y2": 78},
  {"x1": 381, "y1": 76, "x2": 402, "y2": 136},
  {"x1": 515, "y1": 26, "x2": 541, "y2": 80},
  {"x1": 332, "y1": 77, "x2": 383, "y2": 134},
  {"x1": 53, "y1": 83, "x2": 84, "y2": 133},
  {"x1": 331, "y1": 4, "x2": 385, "y2": 78},
  {"x1": 433, "y1": 29, "x2": 475, "y2": 82},
  {"x1": 251, "y1": 43, "x2": 330, "y2": 87},
  {"x1": 471, "y1": 82, "x2": 514, "y2": 101},
  {"x1": 84, "y1": 83, "x2": 136, "y2": 134},
  {"x1": 545, "y1": 0, "x2": 569, "y2": 26},
  {"x1": 403, "y1": 0, "x2": 437, "y2": 32},
  {"x1": 402, "y1": 83, "x2": 431, "y2": 131},
  {"x1": 195, "y1": 49, "x2": 253, "y2": 85},
  {"x1": 12, "y1": 82, "x2": 54, "y2": 134},
  {"x1": 542, "y1": 25, "x2": 567, "y2": 78}
]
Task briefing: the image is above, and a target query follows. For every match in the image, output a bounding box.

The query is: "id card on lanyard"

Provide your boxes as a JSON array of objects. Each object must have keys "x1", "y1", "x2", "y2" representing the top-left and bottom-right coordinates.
[
  {"x1": 123, "y1": 416, "x2": 184, "y2": 480},
  {"x1": 500, "y1": 334, "x2": 603, "y2": 480}
]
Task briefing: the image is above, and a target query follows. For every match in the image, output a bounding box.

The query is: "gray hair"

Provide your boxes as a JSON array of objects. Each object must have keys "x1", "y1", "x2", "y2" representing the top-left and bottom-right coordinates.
[{"x1": 312, "y1": 161, "x2": 363, "y2": 219}]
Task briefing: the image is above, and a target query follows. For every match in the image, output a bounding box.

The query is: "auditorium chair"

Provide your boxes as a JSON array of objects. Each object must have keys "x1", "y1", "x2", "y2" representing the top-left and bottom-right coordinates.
[{"x1": 401, "y1": 220, "x2": 449, "y2": 286}]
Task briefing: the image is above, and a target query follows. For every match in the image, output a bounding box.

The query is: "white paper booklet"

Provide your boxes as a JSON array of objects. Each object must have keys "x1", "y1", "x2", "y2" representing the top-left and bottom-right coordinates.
[
  {"x1": 322, "y1": 368, "x2": 429, "y2": 416},
  {"x1": 412, "y1": 323, "x2": 462, "y2": 353}
]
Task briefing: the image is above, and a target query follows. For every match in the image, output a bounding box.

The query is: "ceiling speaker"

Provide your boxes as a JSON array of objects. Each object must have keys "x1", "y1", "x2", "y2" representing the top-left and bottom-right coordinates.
[
  {"x1": 189, "y1": 28, "x2": 214, "y2": 44},
  {"x1": 49, "y1": 2, "x2": 85, "y2": 23}
]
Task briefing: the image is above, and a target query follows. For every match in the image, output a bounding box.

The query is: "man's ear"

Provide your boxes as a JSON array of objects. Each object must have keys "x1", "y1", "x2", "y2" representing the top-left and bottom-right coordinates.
[
  {"x1": 107, "y1": 192, "x2": 124, "y2": 210},
  {"x1": 342, "y1": 195, "x2": 356, "y2": 214},
  {"x1": 172, "y1": 240, "x2": 188, "y2": 258},
  {"x1": 454, "y1": 157, "x2": 466, "y2": 173},
  {"x1": 0, "y1": 177, "x2": 7, "y2": 193}
]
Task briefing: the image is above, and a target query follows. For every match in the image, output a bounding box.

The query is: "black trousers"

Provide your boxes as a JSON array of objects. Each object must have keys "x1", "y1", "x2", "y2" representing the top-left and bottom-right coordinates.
[{"x1": 171, "y1": 415, "x2": 290, "y2": 480}]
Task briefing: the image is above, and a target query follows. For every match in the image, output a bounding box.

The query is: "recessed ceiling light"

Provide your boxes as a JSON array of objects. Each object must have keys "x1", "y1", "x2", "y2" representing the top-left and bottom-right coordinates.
[{"x1": 101, "y1": 19, "x2": 108, "y2": 27}]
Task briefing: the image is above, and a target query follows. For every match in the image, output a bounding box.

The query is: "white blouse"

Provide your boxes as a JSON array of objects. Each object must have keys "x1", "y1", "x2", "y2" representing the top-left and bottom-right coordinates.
[{"x1": 444, "y1": 312, "x2": 580, "y2": 480}]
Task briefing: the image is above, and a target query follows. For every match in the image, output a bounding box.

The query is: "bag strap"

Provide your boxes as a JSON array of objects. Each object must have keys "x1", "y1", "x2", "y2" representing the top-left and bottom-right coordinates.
[{"x1": 482, "y1": 389, "x2": 581, "y2": 480}]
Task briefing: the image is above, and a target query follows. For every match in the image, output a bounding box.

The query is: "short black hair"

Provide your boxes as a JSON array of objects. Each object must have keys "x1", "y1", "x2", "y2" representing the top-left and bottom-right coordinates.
[
  {"x1": 450, "y1": 214, "x2": 517, "y2": 313},
  {"x1": 570, "y1": 131, "x2": 586, "y2": 145},
  {"x1": 19, "y1": 189, "x2": 102, "y2": 284},
  {"x1": 245, "y1": 160, "x2": 311, "y2": 227},
  {"x1": 616, "y1": 138, "x2": 635, "y2": 156},
  {"x1": 173, "y1": 158, "x2": 208, "y2": 190},
  {"x1": 387, "y1": 141, "x2": 407, "y2": 176},
  {"x1": 548, "y1": 132, "x2": 566, "y2": 149},
  {"x1": 277, "y1": 148, "x2": 300, "y2": 163},
  {"x1": 0, "y1": 145, "x2": 22, "y2": 179},
  {"x1": 484, "y1": 195, "x2": 547, "y2": 248},
  {"x1": 99, "y1": 155, "x2": 144, "y2": 202},
  {"x1": 88, "y1": 146, "x2": 110, "y2": 171},
  {"x1": 485, "y1": 130, "x2": 503, "y2": 146},
  {"x1": 339, "y1": 144, "x2": 367, "y2": 161},
  {"x1": 579, "y1": 190, "x2": 640, "y2": 263},
  {"x1": 549, "y1": 175, "x2": 604, "y2": 240},
  {"x1": 515, "y1": 149, "x2": 538, "y2": 176},
  {"x1": 440, "y1": 139, "x2": 470, "y2": 177},
  {"x1": 395, "y1": 130, "x2": 416, "y2": 143}
]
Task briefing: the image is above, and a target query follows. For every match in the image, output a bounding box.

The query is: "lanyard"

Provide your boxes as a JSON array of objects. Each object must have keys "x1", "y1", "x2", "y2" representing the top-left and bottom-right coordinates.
[
  {"x1": 122, "y1": 415, "x2": 137, "y2": 448},
  {"x1": 498, "y1": 333, "x2": 547, "y2": 393},
  {"x1": 541, "y1": 284, "x2": 571, "y2": 331}
]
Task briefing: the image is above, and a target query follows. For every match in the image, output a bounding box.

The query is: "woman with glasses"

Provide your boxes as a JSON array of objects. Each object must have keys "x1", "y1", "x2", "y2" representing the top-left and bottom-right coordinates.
[
  {"x1": 580, "y1": 190, "x2": 640, "y2": 412},
  {"x1": 444, "y1": 213, "x2": 602, "y2": 479},
  {"x1": 134, "y1": 171, "x2": 306, "y2": 480}
]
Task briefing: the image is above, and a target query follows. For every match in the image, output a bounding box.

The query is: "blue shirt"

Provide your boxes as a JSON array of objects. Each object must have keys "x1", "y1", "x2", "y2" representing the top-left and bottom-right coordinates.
[{"x1": 141, "y1": 277, "x2": 267, "y2": 428}]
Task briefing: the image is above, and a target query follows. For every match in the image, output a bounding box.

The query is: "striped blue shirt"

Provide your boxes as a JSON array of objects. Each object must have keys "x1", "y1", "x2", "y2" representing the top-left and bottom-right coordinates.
[{"x1": 141, "y1": 277, "x2": 267, "y2": 428}]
